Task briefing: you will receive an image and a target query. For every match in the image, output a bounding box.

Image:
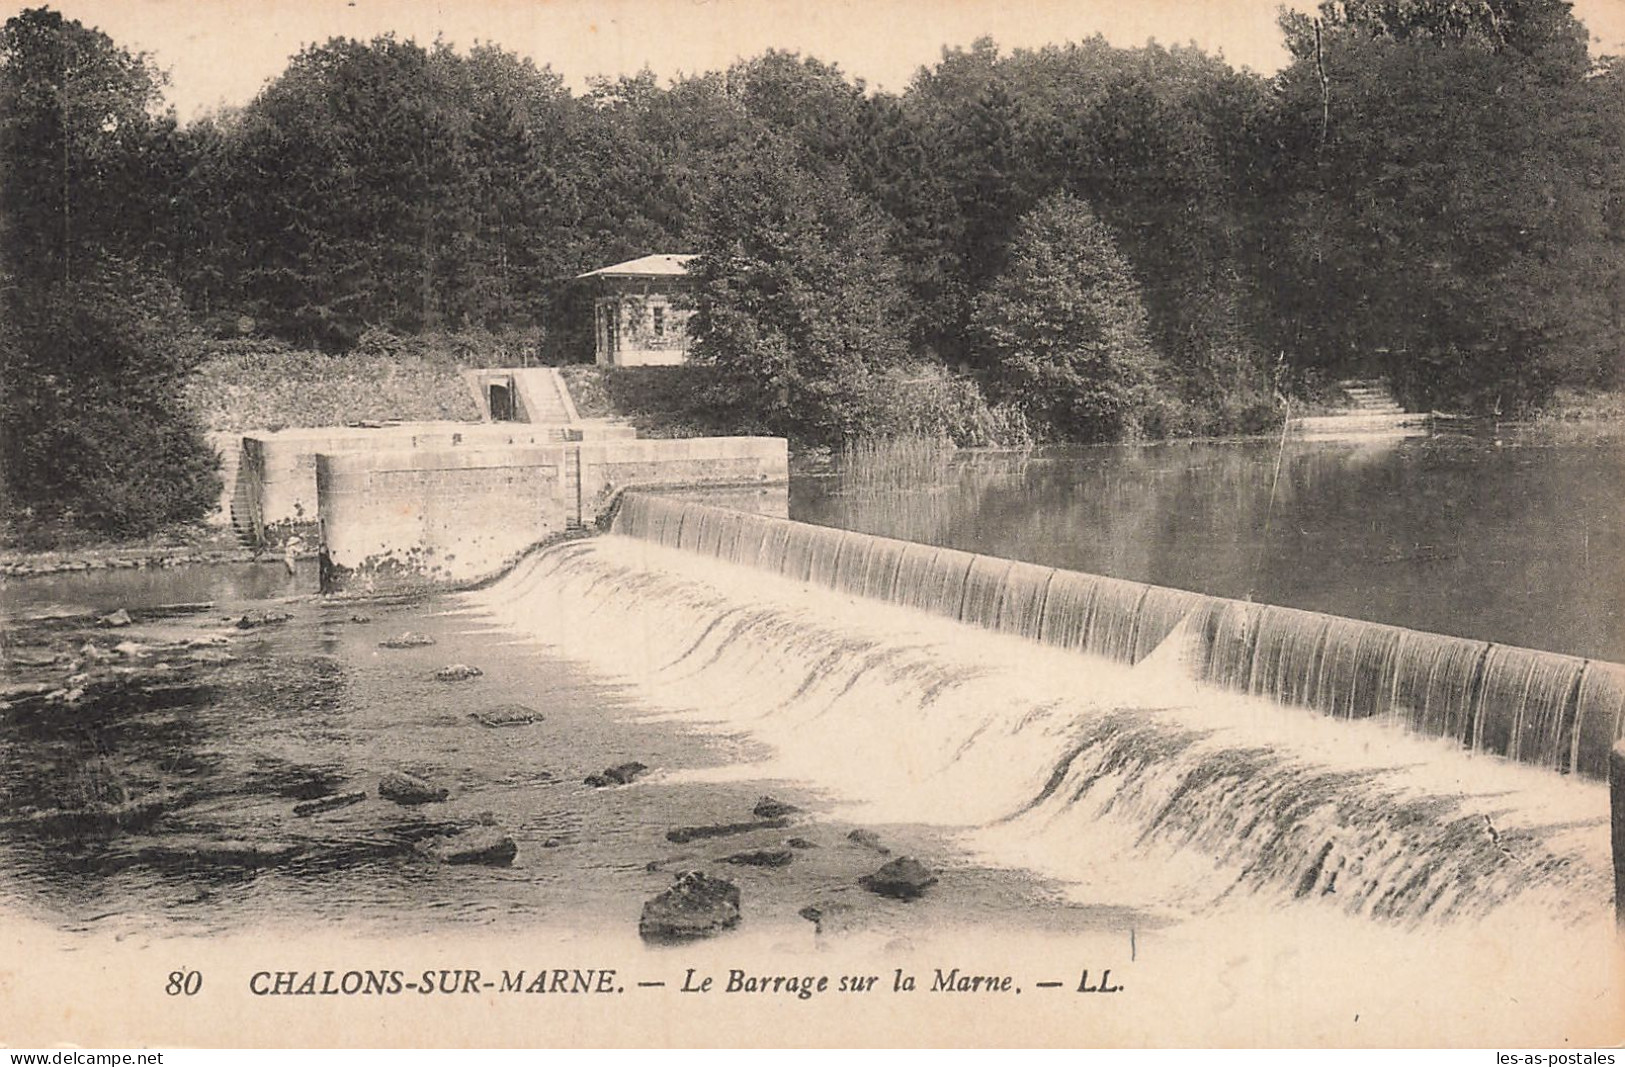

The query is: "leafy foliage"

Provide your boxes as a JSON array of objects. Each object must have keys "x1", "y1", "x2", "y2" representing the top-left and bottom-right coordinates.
[
  {"x1": 973, "y1": 193, "x2": 1172, "y2": 441},
  {"x1": 687, "y1": 133, "x2": 911, "y2": 444},
  {"x1": 1261, "y1": 0, "x2": 1615, "y2": 412},
  {"x1": 0, "y1": 11, "x2": 219, "y2": 536},
  {"x1": 0, "y1": 263, "x2": 220, "y2": 534}
]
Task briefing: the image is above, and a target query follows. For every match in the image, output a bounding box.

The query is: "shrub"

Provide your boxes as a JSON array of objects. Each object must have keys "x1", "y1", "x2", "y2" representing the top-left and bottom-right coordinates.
[
  {"x1": 973, "y1": 193, "x2": 1174, "y2": 442},
  {"x1": 0, "y1": 265, "x2": 221, "y2": 536}
]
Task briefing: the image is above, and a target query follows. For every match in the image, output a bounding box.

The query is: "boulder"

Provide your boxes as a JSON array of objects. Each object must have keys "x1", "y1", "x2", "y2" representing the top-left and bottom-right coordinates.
[
  {"x1": 859, "y1": 857, "x2": 938, "y2": 900},
  {"x1": 97, "y1": 609, "x2": 132, "y2": 628},
  {"x1": 77, "y1": 642, "x2": 115, "y2": 664},
  {"x1": 417, "y1": 826, "x2": 518, "y2": 866},
  {"x1": 379, "y1": 632, "x2": 435, "y2": 649},
  {"x1": 638, "y1": 871, "x2": 741, "y2": 942},
  {"x1": 469, "y1": 704, "x2": 543, "y2": 728},
  {"x1": 666, "y1": 818, "x2": 791, "y2": 844},
  {"x1": 584, "y1": 761, "x2": 648, "y2": 787},
  {"x1": 434, "y1": 663, "x2": 483, "y2": 682},
  {"x1": 752, "y1": 795, "x2": 801, "y2": 820},
  {"x1": 1, "y1": 681, "x2": 54, "y2": 702},
  {"x1": 144, "y1": 602, "x2": 214, "y2": 618},
  {"x1": 846, "y1": 828, "x2": 890, "y2": 854},
  {"x1": 798, "y1": 901, "x2": 858, "y2": 936},
  {"x1": 378, "y1": 771, "x2": 448, "y2": 805},
  {"x1": 723, "y1": 849, "x2": 794, "y2": 868},
  {"x1": 785, "y1": 837, "x2": 818, "y2": 850},
  {"x1": 292, "y1": 791, "x2": 367, "y2": 817},
  {"x1": 133, "y1": 837, "x2": 304, "y2": 870},
  {"x1": 236, "y1": 609, "x2": 293, "y2": 630}
]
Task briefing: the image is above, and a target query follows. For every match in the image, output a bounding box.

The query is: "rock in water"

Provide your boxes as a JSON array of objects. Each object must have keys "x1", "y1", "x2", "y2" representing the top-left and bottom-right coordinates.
[
  {"x1": 418, "y1": 826, "x2": 518, "y2": 866},
  {"x1": 798, "y1": 901, "x2": 858, "y2": 936},
  {"x1": 378, "y1": 771, "x2": 448, "y2": 805},
  {"x1": 723, "y1": 849, "x2": 794, "y2": 868},
  {"x1": 434, "y1": 663, "x2": 483, "y2": 682},
  {"x1": 638, "y1": 871, "x2": 741, "y2": 942},
  {"x1": 584, "y1": 762, "x2": 648, "y2": 787},
  {"x1": 859, "y1": 857, "x2": 938, "y2": 900},
  {"x1": 292, "y1": 791, "x2": 367, "y2": 817},
  {"x1": 665, "y1": 818, "x2": 791, "y2": 844},
  {"x1": 469, "y1": 704, "x2": 543, "y2": 728},
  {"x1": 379, "y1": 632, "x2": 435, "y2": 648},
  {"x1": 752, "y1": 795, "x2": 801, "y2": 820},
  {"x1": 236, "y1": 609, "x2": 292, "y2": 630},
  {"x1": 846, "y1": 828, "x2": 890, "y2": 854},
  {"x1": 97, "y1": 609, "x2": 132, "y2": 628}
]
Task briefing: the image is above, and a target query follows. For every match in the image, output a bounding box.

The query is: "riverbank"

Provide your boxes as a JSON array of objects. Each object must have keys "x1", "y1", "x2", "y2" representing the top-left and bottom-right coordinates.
[
  {"x1": 0, "y1": 523, "x2": 272, "y2": 578},
  {"x1": 1531, "y1": 385, "x2": 1625, "y2": 423}
]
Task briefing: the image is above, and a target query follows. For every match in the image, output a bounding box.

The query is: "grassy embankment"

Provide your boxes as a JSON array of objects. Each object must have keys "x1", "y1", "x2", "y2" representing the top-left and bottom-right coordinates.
[
  {"x1": 188, "y1": 338, "x2": 480, "y2": 432},
  {"x1": 1529, "y1": 386, "x2": 1625, "y2": 424}
]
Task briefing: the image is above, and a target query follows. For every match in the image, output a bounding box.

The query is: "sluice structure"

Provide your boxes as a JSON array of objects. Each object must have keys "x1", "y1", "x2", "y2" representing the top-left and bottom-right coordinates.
[{"x1": 611, "y1": 492, "x2": 1625, "y2": 781}]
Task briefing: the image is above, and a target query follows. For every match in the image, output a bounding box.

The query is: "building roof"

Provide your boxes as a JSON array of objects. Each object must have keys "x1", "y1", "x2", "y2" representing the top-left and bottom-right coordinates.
[{"x1": 575, "y1": 254, "x2": 696, "y2": 280}]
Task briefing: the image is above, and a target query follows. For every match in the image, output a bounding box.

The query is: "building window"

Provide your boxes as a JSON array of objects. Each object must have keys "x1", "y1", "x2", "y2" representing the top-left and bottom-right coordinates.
[{"x1": 653, "y1": 306, "x2": 665, "y2": 337}]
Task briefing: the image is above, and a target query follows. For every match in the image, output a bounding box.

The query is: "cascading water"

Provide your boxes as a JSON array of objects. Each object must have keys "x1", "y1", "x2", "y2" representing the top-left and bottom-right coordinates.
[
  {"x1": 467, "y1": 516, "x2": 1615, "y2": 929},
  {"x1": 611, "y1": 493, "x2": 1625, "y2": 779}
]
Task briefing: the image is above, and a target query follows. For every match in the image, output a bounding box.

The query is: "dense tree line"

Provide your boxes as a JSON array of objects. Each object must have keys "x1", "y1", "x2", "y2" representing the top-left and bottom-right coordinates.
[{"x1": 2, "y1": 2, "x2": 1621, "y2": 530}]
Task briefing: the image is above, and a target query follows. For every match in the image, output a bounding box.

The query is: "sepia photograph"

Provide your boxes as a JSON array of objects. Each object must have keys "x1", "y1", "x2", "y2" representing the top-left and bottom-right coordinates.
[{"x1": 0, "y1": 0, "x2": 1622, "y2": 1050}]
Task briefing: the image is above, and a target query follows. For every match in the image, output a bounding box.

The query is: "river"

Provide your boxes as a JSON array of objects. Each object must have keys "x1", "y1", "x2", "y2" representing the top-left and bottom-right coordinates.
[
  {"x1": 793, "y1": 426, "x2": 1625, "y2": 661},
  {"x1": 1, "y1": 425, "x2": 1620, "y2": 1046}
]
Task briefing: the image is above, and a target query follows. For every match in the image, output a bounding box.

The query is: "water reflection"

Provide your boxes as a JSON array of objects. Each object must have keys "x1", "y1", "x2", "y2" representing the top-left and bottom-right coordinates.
[{"x1": 792, "y1": 430, "x2": 1625, "y2": 661}]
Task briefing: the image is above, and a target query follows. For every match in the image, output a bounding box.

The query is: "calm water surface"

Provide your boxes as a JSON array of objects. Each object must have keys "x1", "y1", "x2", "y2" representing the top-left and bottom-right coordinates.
[{"x1": 792, "y1": 427, "x2": 1625, "y2": 662}]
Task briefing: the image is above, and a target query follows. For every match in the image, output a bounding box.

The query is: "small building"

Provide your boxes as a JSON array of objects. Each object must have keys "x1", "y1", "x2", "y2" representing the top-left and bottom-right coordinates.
[{"x1": 575, "y1": 254, "x2": 696, "y2": 367}]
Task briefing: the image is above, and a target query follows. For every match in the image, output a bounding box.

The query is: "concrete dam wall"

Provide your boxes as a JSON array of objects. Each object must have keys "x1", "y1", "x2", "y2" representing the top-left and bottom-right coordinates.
[
  {"x1": 318, "y1": 438, "x2": 788, "y2": 593},
  {"x1": 611, "y1": 491, "x2": 1625, "y2": 782}
]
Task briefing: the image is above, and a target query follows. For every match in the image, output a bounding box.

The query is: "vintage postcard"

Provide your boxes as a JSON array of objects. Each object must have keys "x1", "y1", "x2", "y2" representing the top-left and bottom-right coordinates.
[{"x1": 1, "y1": 0, "x2": 1622, "y2": 1050}]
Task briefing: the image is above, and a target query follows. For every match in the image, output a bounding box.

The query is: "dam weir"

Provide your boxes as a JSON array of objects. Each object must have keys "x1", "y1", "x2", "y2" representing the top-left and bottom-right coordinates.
[
  {"x1": 465, "y1": 491, "x2": 1619, "y2": 928},
  {"x1": 611, "y1": 492, "x2": 1625, "y2": 782}
]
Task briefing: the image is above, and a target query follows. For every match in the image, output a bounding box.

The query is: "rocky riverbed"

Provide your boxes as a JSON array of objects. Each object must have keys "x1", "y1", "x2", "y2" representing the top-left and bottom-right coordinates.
[{"x1": 0, "y1": 562, "x2": 1089, "y2": 946}]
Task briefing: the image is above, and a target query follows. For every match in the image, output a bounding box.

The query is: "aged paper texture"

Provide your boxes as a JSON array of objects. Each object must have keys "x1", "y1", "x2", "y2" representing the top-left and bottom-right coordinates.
[{"x1": 1, "y1": 0, "x2": 1623, "y2": 1050}]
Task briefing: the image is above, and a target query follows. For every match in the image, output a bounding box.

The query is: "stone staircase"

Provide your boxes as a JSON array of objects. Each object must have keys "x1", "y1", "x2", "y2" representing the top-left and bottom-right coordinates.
[
  {"x1": 510, "y1": 368, "x2": 580, "y2": 426},
  {"x1": 1337, "y1": 378, "x2": 1404, "y2": 415},
  {"x1": 1291, "y1": 378, "x2": 1429, "y2": 438}
]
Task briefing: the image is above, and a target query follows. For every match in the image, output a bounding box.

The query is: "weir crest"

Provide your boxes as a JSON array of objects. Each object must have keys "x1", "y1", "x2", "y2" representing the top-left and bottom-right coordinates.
[{"x1": 610, "y1": 491, "x2": 1625, "y2": 781}]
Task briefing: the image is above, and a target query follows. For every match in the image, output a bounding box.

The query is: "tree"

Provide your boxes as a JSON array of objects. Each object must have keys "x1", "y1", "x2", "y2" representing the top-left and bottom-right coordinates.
[
  {"x1": 972, "y1": 193, "x2": 1170, "y2": 441},
  {"x1": 210, "y1": 35, "x2": 589, "y2": 347},
  {"x1": 1, "y1": 262, "x2": 221, "y2": 535},
  {"x1": 687, "y1": 134, "x2": 911, "y2": 444},
  {"x1": 0, "y1": 10, "x2": 220, "y2": 537},
  {"x1": 0, "y1": 7, "x2": 166, "y2": 285},
  {"x1": 1258, "y1": 0, "x2": 1610, "y2": 410}
]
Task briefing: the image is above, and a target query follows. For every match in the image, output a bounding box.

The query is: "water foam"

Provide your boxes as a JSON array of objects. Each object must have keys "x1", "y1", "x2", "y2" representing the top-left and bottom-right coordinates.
[{"x1": 468, "y1": 536, "x2": 1613, "y2": 927}]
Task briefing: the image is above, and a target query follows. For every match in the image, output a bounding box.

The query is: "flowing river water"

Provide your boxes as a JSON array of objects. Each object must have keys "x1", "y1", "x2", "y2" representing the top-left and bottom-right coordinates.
[{"x1": 1, "y1": 425, "x2": 1621, "y2": 1046}]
